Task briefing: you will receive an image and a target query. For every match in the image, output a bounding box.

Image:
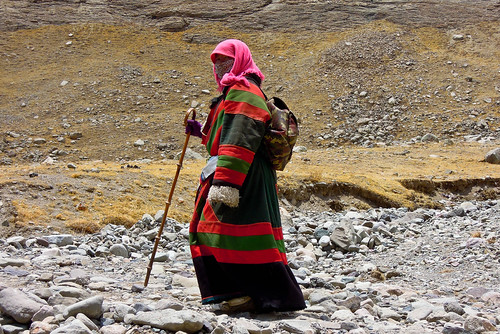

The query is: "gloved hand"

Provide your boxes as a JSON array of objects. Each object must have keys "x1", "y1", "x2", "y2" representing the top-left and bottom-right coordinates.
[
  {"x1": 207, "y1": 185, "x2": 239, "y2": 208},
  {"x1": 185, "y1": 119, "x2": 202, "y2": 138}
]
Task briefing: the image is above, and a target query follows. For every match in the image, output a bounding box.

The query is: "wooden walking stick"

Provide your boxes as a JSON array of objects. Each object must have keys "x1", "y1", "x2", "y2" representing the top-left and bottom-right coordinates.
[{"x1": 144, "y1": 108, "x2": 196, "y2": 287}]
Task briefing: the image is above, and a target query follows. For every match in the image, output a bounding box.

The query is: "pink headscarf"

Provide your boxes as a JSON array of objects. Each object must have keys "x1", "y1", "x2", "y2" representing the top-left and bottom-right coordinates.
[{"x1": 211, "y1": 39, "x2": 265, "y2": 92}]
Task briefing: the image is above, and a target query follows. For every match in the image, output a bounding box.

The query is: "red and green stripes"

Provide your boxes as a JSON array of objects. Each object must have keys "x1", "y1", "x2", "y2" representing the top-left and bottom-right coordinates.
[
  {"x1": 204, "y1": 82, "x2": 270, "y2": 189},
  {"x1": 189, "y1": 221, "x2": 288, "y2": 265},
  {"x1": 213, "y1": 145, "x2": 253, "y2": 187},
  {"x1": 224, "y1": 87, "x2": 270, "y2": 122},
  {"x1": 190, "y1": 81, "x2": 287, "y2": 265},
  {"x1": 204, "y1": 105, "x2": 224, "y2": 156}
]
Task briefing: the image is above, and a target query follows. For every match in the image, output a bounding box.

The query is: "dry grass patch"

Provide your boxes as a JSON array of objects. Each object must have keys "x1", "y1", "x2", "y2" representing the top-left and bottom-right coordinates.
[
  {"x1": 11, "y1": 200, "x2": 48, "y2": 225},
  {"x1": 65, "y1": 219, "x2": 102, "y2": 234}
]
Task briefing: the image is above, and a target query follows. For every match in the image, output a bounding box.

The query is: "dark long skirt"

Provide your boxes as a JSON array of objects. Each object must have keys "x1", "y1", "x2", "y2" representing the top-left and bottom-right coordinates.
[{"x1": 189, "y1": 152, "x2": 305, "y2": 312}]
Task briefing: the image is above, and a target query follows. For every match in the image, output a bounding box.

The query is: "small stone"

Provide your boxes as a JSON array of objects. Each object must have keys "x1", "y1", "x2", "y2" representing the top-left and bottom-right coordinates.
[
  {"x1": 63, "y1": 295, "x2": 104, "y2": 319},
  {"x1": 388, "y1": 97, "x2": 397, "y2": 104},
  {"x1": 69, "y1": 132, "x2": 83, "y2": 140},
  {"x1": 485, "y1": 147, "x2": 500, "y2": 164},
  {"x1": 134, "y1": 139, "x2": 145, "y2": 147},
  {"x1": 319, "y1": 235, "x2": 330, "y2": 247},
  {"x1": 43, "y1": 234, "x2": 73, "y2": 246},
  {"x1": 444, "y1": 301, "x2": 465, "y2": 315},
  {"x1": 100, "y1": 324, "x2": 128, "y2": 334},
  {"x1": 126, "y1": 309, "x2": 204, "y2": 333},
  {"x1": 421, "y1": 133, "x2": 439, "y2": 143},
  {"x1": 131, "y1": 284, "x2": 145, "y2": 293},
  {"x1": 464, "y1": 315, "x2": 497, "y2": 332},
  {"x1": 442, "y1": 322, "x2": 467, "y2": 334},
  {"x1": 109, "y1": 244, "x2": 129, "y2": 258}
]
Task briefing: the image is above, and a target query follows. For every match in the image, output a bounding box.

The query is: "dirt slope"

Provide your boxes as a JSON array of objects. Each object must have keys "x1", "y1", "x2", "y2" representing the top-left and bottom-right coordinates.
[{"x1": 0, "y1": 1, "x2": 499, "y2": 235}]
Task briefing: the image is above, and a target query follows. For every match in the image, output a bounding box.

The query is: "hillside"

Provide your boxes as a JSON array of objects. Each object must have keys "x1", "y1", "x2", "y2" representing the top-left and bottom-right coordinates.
[{"x1": 0, "y1": 1, "x2": 499, "y2": 235}]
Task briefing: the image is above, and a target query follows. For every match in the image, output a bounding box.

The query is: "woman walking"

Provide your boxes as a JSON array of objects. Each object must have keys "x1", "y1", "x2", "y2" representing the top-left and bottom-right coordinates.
[{"x1": 187, "y1": 39, "x2": 305, "y2": 313}]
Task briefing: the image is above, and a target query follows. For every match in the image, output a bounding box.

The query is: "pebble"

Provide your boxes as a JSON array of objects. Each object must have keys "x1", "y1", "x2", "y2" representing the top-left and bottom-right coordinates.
[
  {"x1": 0, "y1": 200, "x2": 498, "y2": 333},
  {"x1": 485, "y1": 147, "x2": 500, "y2": 164}
]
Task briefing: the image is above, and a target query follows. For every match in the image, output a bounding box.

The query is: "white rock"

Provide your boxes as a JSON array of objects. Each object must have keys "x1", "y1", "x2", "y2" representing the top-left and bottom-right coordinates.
[
  {"x1": 134, "y1": 139, "x2": 145, "y2": 147},
  {"x1": 332, "y1": 309, "x2": 355, "y2": 321}
]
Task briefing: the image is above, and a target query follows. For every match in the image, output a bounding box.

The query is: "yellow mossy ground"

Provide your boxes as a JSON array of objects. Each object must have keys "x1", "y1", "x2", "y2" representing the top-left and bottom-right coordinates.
[
  {"x1": 1, "y1": 21, "x2": 499, "y2": 235},
  {"x1": 1, "y1": 141, "x2": 498, "y2": 235}
]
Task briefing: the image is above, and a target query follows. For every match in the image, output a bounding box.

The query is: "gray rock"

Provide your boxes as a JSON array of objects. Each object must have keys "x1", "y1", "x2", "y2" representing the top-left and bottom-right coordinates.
[
  {"x1": 154, "y1": 210, "x2": 165, "y2": 222},
  {"x1": 109, "y1": 244, "x2": 129, "y2": 258},
  {"x1": 337, "y1": 295, "x2": 361, "y2": 312},
  {"x1": 177, "y1": 148, "x2": 203, "y2": 160},
  {"x1": 466, "y1": 286, "x2": 490, "y2": 299},
  {"x1": 421, "y1": 133, "x2": 439, "y2": 142},
  {"x1": 0, "y1": 288, "x2": 45, "y2": 323},
  {"x1": 330, "y1": 222, "x2": 355, "y2": 251},
  {"x1": 378, "y1": 306, "x2": 403, "y2": 321},
  {"x1": 318, "y1": 235, "x2": 330, "y2": 247},
  {"x1": 42, "y1": 248, "x2": 62, "y2": 257},
  {"x1": 43, "y1": 234, "x2": 73, "y2": 246},
  {"x1": 126, "y1": 309, "x2": 204, "y2": 333},
  {"x1": 51, "y1": 319, "x2": 93, "y2": 334},
  {"x1": 0, "y1": 257, "x2": 29, "y2": 267},
  {"x1": 485, "y1": 147, "x2": 500, "y2": 164},
  {"x1": 35, "y1": 237, "x2": 50, "y2": 247},
  {"x1": 332, "y1": 309, "x2": 355, "y2": 321},
  {"x1": 426, "y1": 308, "x2": 450, "y2": 323},
  {"x1": 308, "y1": 289, "x2": 334, "y2": 305},
  {"x1": 442, "y1": 322, "x2": 468, "y2": 334},
  {"x1": 100, "y1": 324, "x2": 128, "y2": 334},
  {"x1": 31, "y1": 305, "x2": 55, "y2": 321},
  {"x1": 69, "y1": 132, "x2": 83, "y2": 140},
  {"x1": 6, "y1": 236, "x2": 27, "y2": 248},
  {"x1": 444, "y1": 301, "x2": 465, "y2": 315},
  {"x1": 133, "y1": 139, "x2": 145, "y2": 147},
  {"x1": 113, "y1": 303, "x2": 136, "y2": 321},
  {"x1": 76, "y1": 313, "x2": 100, "y2": 331},
  {"x1": 281, "y1": 319, "x2": 317, "y2": 333},
  {"x1": 407, "y1": 304, "x2": 434, "y2": 322},
  {"x1": 63, "y1": 295, "x2": 104, "y2": 319},
  {"x1": 2, "y1": 323, "x2": 28, "y2": 333},
  {"x1": 293, "y1": 146, "x2": 307, "y2": 153},
  {"x1": 460, "y1": 201, "x2": 477, "y2": 212},
  {"x1": 141, "y1": 213, "x2": 154, "y2": 225},
  {"x1": 50, "y1": 286, "x2": 89, "y2": 299},
  {"x1": 464, "y1": 315, "x2": 497, "y2": 333},
  {"x1": 95, "y1": 245, "x2": 110, "y2": 257},
  {"x1": 481, "y1": 290, "x2": 500, "y2": 305},
  {"x1": 29, "y1": 321, "x2": 58, "y2": 333}
]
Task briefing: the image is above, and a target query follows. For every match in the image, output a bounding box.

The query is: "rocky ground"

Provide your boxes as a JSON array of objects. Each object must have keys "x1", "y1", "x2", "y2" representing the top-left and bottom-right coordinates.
[{"x1": 0, "y1": 199, "x2": 499, "y2": 333}]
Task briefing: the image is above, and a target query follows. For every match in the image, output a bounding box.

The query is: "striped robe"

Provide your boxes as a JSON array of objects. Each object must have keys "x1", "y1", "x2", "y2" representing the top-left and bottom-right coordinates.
[{"x1": 189, "y1": 80, "x2": 305, "y2": 312}]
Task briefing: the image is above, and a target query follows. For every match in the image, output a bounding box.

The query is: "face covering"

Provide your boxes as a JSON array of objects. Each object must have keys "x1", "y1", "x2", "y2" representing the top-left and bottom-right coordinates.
[{"x1": 214, "y1": 58, "x2": 234, "y2": 80}]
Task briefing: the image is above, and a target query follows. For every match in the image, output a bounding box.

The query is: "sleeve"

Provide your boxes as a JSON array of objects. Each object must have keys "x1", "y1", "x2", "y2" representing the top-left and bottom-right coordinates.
[{"x1": 212, "y1": 84, "x2": 271, "y2": 190}]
